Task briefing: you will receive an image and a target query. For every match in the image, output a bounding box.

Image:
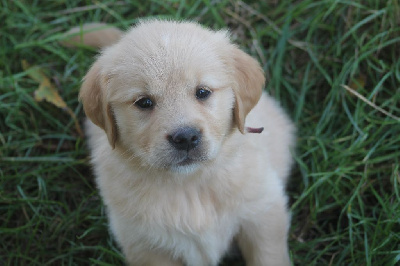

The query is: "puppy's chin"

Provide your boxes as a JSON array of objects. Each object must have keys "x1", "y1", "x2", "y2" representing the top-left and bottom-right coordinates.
[
  {"x1": 137, "y1": 151, "x2": 212, "y2": 176},
  {"x1": 118, "y1": 139, "x2": 220, "y2": 175},
  {"x1": 169, "y1": 162, "x2": 202, "y2": 175},
  {"x1": 168, "y1": 153, "x2": 213, "y2": 173}
]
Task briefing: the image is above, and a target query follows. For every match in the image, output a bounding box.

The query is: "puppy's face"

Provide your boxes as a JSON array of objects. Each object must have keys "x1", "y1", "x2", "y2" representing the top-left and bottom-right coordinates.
[
  {"x1": 111, "y1": 56, "x2": 235, "y2": 172},
  {"x1": 80, "y1": 21, "x2": 264, "y2": 173}
]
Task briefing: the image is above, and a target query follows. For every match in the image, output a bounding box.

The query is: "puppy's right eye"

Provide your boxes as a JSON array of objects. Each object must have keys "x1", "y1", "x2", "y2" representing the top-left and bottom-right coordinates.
[{"x1": 134, "y1": 97, "x2": 154, "y2": 109}]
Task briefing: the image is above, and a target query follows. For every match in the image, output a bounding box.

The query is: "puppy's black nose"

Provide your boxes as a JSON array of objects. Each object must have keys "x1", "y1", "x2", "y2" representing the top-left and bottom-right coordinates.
[{"x1": 168, "y1": 127, "x2": 201, "y2": 151}]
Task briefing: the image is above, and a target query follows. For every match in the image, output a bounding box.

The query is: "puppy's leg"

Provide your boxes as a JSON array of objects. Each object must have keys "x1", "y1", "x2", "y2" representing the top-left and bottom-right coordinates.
[
  {"x1": 237, "y1": 199, "x2": 291, "y2": 266},
  {"x1": 125, "y1": 249, "x2": 183, "y2": 266}
]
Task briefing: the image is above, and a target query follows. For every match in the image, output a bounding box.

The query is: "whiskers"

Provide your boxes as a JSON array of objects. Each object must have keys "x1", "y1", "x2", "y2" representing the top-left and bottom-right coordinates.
[
  {"x1": 116, "y1": 142, "x2": 211, "y2": 177},
  {"x1": 120, "y1": 146, "x2": 150, "y2": 163}
]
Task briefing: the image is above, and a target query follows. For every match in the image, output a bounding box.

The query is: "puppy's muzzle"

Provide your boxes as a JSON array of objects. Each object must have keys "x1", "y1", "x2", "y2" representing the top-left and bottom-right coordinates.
[{"x1": 167, "y1": 127, "x2": 202, "y2": 151}]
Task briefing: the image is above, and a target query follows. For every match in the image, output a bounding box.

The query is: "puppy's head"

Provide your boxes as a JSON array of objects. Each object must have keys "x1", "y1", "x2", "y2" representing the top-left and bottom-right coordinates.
[{"x1": 80, "y1": 20, "x2": 264, "y2": 173}]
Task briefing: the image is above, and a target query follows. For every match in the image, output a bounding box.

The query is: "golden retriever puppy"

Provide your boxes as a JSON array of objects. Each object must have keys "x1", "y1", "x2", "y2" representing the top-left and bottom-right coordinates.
[{"x1": 69, "y1": 20, "x2": 295, "y2": 266}]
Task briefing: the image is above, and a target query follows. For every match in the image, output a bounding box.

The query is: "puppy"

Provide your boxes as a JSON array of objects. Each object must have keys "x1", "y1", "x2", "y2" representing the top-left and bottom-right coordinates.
[{"x1": 69, "y1": 20, "x2": 295, "y2": 266}]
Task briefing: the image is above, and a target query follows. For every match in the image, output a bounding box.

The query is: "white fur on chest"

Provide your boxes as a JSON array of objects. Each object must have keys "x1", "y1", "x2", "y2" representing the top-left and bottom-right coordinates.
[{"x1": 96, "y1": 162, "x2": 242, "y2": 266}]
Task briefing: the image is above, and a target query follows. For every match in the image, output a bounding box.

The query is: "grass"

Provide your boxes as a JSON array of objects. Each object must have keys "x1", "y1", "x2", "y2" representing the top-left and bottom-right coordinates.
[{"x1": 1, "y1": 0, "x2": 399, "y2": 265}]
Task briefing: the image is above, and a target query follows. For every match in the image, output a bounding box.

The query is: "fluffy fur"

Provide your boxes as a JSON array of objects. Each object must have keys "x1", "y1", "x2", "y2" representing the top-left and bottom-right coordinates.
[{"x1": 68, "y1": 20, "x2": 295, "y2": 266}]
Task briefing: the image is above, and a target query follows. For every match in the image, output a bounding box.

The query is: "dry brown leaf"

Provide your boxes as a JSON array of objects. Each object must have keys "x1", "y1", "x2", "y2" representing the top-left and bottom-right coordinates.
[{"x1": 22, "y1": 60, "x2": 83, "y2": 137}]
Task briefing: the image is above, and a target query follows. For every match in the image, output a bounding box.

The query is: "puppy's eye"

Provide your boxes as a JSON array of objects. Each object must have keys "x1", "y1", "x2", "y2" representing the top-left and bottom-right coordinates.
[
  {"x1": 195, "y1": 86, "x2": 212, "y2": 100},
  {"x1": 134, "y1": 97, "x2": 154, "y2": 109}
]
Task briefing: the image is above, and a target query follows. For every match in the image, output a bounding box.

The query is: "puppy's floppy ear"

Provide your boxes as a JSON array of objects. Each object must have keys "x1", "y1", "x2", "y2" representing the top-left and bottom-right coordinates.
[
  {"x1": 232, "y1": 47, "x2": 265, "y2": 133},
  {"x1": 79, "y1": 62, "x2": 118, "y2": 149}
]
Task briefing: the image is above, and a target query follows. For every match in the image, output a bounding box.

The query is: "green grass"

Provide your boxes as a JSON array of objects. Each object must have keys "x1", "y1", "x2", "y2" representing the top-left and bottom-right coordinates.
[{"x1": 1, "y1": 0, "x2": 399, "y2": 265}]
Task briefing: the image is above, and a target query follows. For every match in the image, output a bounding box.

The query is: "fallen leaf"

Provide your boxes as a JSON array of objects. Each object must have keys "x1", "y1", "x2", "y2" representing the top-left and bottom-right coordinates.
[
  {"x1": 22, "y1": 60, "x2": 67, "y2": 108},
  {"x1": 22, "y1": 60, "x2": 83, "y2": 137},
  {"x1": 34, "y1": 76, "x2": 67, "y2": 109}
]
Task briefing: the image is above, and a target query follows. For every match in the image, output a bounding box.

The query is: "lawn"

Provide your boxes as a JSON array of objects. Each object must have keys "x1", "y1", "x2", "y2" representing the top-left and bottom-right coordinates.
[{"x1": 1, "y1": 0, "x2": 399, "y2": 265}]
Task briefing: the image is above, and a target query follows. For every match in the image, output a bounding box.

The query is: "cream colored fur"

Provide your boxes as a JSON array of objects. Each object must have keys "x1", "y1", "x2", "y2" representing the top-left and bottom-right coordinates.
[{"x1": 67, "y1": 20, "x2": 295, "y2": 266}]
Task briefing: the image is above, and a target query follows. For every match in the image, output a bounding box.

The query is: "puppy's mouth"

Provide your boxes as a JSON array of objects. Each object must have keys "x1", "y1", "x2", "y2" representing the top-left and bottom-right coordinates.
[
  {"x1": 169, "y1": 151, "x2": 209, "y2": 169},
  {"x1": 175, "y1": 156, "x2": 201, "y2": 167},
  {"x1": 176, "y1": 157, "x2": 193, "y2": 166},
  {"x1": 166, "y1": 155, "x2": 207, "y2": 173}
]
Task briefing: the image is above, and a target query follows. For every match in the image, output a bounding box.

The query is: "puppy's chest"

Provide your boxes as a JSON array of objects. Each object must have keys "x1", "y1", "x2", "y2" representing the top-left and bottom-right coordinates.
[
  {"x1": 128, "y1": 183, "x2": 240, "y2": 264},
  {"x1": 128, "y1": 182, "x2": 236, "y2": 233}
]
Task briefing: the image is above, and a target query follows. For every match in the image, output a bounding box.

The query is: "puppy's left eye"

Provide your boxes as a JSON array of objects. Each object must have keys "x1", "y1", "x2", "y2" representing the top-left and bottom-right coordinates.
[{"x1": 196, "y1": 86, "x2": 212, "y2": 100}]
